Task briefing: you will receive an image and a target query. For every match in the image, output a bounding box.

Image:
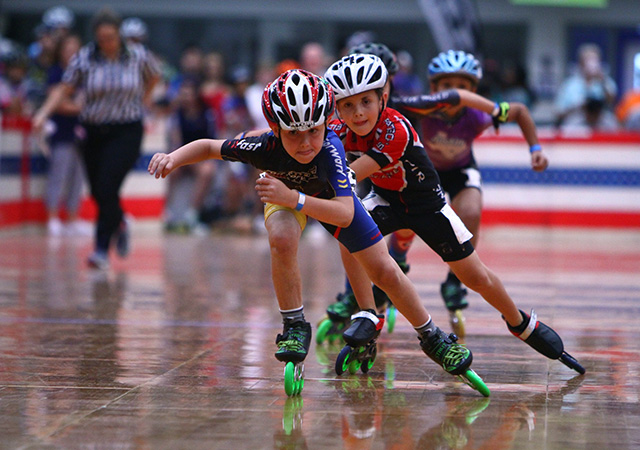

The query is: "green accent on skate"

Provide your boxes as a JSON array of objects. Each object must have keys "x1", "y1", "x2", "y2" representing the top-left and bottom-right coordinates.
[
  {"x1": 440, "y1": 345, "x2": 471, "y2": 373},
  {"x1": 441, "y1": 280, "x2": 469, "y2": 310},
  {"x1": 327, "y1": 293, "x2": 358, "y2": 319},
  {"x1": 284, "y1": 362, "x2": 304, "y2": 397},
  {"x1": 276, "y1": 327, "x2": 308, "y2": 357},
  {"x1": 386, "y1": 305, "x2": 397, "y2": 333},
  {"x1": 284, "y1": 362, "x2": 296, "y2": 396},
  {"x1": 459, "y1": 369, "x2": 490, "y2": 397},
  {"x1": 316, "y1": 319, "x2": 332, "y2": 345},
  {"x1": 348, "y1": 359, "x2": 361, "y2": 375}
]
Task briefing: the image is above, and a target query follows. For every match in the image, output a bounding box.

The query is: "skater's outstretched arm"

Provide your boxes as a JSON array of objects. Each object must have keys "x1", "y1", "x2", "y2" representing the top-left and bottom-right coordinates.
[{"x1": 148, "y1": 139, "x2": 224, "y2": 179}]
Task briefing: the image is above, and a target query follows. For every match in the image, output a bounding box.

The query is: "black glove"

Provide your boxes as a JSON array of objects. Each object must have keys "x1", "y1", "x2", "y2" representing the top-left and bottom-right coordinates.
[{"x1": 492, "y1": 102, "x2": 510, "y2": 130}]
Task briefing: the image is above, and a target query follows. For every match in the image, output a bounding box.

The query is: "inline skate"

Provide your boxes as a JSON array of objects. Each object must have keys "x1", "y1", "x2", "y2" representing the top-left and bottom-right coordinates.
[
  {"x1": 370, "y1": 260, "x2": 409, "y2": 333},
  {"x1": 335, "y1": 310, "x2": 384, "y2": 375},
  {"x1": 275, "y1": 320, "x2": 312, "y2": 396},
  {"x1": 506, "y1": 309, "x2": 585, "y2": 374},
  {"x1": 440, "y1": 276, "x2": 469, "y2": 338},
  {"x1": 419, "y1": 326, "x2": 490, "y2": 397},
  {"x1": 316, "y1": 291, "x2": 359, "y2": 345}
]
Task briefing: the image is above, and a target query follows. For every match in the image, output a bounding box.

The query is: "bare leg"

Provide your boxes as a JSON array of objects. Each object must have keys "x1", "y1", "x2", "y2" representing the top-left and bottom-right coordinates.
[
  {"x1": 344, "y1": 240, "x2": 431, "y2": 327},
  {"x1": 447, "y1": 251, "x2": 522, "y2": 325},
  {"x1": 265, "y1": 209, "x2": 303, "y2": 311}
]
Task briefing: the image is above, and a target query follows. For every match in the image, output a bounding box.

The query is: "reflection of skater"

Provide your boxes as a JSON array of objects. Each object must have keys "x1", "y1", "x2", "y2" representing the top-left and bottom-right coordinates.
[{"x1": 273, "y1": 397, "x2": 308, "y2": 450}]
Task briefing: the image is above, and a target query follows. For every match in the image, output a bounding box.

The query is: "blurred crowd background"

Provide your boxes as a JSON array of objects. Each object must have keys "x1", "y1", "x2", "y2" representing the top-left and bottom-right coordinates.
[{"x1": 1, "y1": 0, "x2": 639, "y2": 235}]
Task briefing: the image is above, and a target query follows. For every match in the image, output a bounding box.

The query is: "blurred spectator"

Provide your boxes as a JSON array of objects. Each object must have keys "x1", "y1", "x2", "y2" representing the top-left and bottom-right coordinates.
[
  {"x1": 0, "y1": 50, "x2": 33, "y2": 116},
  {"x1": 501, "y1": 61, "x2": 534, "y2": 108},
  {"x1": 165, "y1": 77, "x2": 218, "y2": 233},
  {"x1": 342, "y1": 30, "x2": 376, "y2": 56},
  {"x1": 615, "y1": 88, "x2": 640, "y2": 132},
  {"x1": 222, "y1": 65, "x2": 264, "y2": 232},
  {"x1": 245, "y1": 61, "x2": 275, "y2": 129},
  {"x1": 166, "y1": 43, "x2": 204, "y2": 104},
  {"x1": 555, "y1": 43, "x2": 617, "y2": 128},
  {"x1": 33, "y1": 6, "x2": 161, "y2": 270},
  {"x1": 561, "y1": 94, "x2": 620, "y2": 134},
  {"x1": 41, "y1": 33, "x2": 89, "y2": 236},
  {"x1": 27, "y1": 5, "x2": 75, "y2": 109},
  {"x1": 200, "y1": 50, "x2": 230, "y2": 136},
  {"x1": 392, "y1": 50, "x2": 423, "y2": 96},
  {"x1": 120, "y1": 17, "x2": 148, "y2": 46},
  {"x1": 299, "y1": 42, "x2": 329, "y2": 75},
  {"x1": 275, "y1": 58, "x2": 299, "y2": 75}
]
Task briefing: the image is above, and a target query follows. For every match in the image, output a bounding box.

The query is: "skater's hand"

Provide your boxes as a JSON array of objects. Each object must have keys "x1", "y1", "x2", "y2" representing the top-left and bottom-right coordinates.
[
  {"x1": 148, "y1": 152, "x2": 176, "y2": 179},
  {"x1": 530, "y1": 148, "x2": 549, "y2": 172},
  {"x1": 255, "y1": 173, "x2": 298, "y2": 208}
]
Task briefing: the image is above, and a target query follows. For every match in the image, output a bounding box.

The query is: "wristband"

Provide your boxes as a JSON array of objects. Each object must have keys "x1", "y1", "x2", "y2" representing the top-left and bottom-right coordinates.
[
  {"x1": 294, "y1": 191, "x2": 306, "y2": 211},
  {"x1": 492, "y1": 103, "x2": 501, "y2": 117},
  {"x1": 529, "y1": 144, "x2": 542, "y2": 153}
]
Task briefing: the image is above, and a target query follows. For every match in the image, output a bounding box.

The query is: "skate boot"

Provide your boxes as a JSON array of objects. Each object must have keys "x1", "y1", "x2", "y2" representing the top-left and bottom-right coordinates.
[
  {"x1": 506, "y1": 309, "x2": 585, "y2": 374},
  {"x1": 335, "y1": 310, "x2": 384, "y2": 375},
  {"x1": 419, "y1": 326, "x2": 490, "y2": 396},
  {"x1": 371, "y1": 260, "x2": 409, "y2": 333},
  {"x1": 316, "y1": 291, "x2": 359, "y2": 345},
  {"x1": 275, "y1": 320, "x2": 312, "y2": 396},
  {"x1": 440, "y1": 278, "x2": 469, "y2": 338}
]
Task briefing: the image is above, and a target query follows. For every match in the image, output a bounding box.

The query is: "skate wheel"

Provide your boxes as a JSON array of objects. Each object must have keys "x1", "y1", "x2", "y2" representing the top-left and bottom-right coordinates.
[
  {"x1": 386, "y1": 305, "x2": 397, "y2": 333},
  {"x1": 316, "y1": 314, "x2": 328, "y2": 328},
  {"x1": 458, "y1": 369, "x2": 490, "y2": 397},
  {"x1": 361, "y1": 345, "x2": 377, "y2": 373},
  {"x1": 284, "y1": 362, "x2": 304, "y2": 396},
  {"x1": 560, "y1": 352, "x2": 586, "y2": 375},
  {"x1": 450, "y1": 309, "x2": 466, "y2": 338},
  {"x1": 348, "y1": 359, "x2": 361, "y2": 375},
  {"x1": 335, "y1": 346, "x2": 352, "y2": 375},
  {"x1": 316, "y1": 319, "x2": 332, "y2": 345}
]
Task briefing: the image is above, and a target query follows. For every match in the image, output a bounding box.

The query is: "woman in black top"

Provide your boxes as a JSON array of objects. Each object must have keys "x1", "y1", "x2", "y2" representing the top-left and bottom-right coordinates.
[{"x1": 34, "y1": 7, "x2": 161, "y2": 269}]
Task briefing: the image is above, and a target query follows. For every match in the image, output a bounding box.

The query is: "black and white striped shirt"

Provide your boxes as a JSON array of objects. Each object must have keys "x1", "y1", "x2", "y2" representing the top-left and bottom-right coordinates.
[{"x1": 63, "y1": 42, "x2": 160, "y2": 125}]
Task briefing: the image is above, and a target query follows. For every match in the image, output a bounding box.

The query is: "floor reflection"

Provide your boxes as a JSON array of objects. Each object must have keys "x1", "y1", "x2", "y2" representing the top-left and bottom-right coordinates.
[{"x1": 1, "y1": 224, "x2": 639, "y2": 448}]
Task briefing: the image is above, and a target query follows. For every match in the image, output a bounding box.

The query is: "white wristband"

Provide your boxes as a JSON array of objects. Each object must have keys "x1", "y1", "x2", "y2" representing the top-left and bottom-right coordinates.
[{"x1": 294, "y1": 191, "x2": 306, "y2": 211}]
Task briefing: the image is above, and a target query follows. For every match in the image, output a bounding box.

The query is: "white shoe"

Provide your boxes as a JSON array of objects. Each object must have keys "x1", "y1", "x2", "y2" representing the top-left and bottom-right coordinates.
[
  {"x1": 66, "y1": 220, "x2": 93, "y2": 237},
  {"x1": 87, "y1": 251, "x2": 109, "y2": 270},
  {"x1": 47, "y1": 218, "x2": 63, "y2": 236}
]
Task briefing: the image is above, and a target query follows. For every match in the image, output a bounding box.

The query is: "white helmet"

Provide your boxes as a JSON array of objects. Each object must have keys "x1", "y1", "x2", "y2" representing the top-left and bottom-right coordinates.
[
  {"x1": 324, "y1": 54, "x2": 388, "y2": 101},
  {"x1": 121, "y1": 17, "x2": 148, "y2": 40},
  {"x1": 43, "y1": 6, "x2": 75, "y2": 29}
]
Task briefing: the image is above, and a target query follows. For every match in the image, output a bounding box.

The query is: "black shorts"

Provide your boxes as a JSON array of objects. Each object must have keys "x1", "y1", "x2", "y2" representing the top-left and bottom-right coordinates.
[
  {"x1": 362, "y1": 191, "x2": 474, "y2": 262},
  {"x1": 438, "y1": 162, "x2": 482, "y2": 201}
]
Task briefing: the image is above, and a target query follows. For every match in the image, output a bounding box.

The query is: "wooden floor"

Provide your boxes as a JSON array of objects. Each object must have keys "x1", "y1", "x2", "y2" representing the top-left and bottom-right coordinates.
[{"x1": 1, "y1": 222, "x2": 639, "y2": 449}]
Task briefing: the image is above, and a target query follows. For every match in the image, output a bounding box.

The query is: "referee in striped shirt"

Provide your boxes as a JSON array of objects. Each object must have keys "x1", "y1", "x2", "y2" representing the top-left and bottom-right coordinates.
[{"x1": 34, "y1": 7, "x2": 161, "y2": 269}]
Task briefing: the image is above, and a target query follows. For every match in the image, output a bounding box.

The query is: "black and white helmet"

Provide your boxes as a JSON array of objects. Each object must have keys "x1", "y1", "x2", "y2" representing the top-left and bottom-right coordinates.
[{"x1": 324, "y1": 54, "x2": 388, "y2": 101}]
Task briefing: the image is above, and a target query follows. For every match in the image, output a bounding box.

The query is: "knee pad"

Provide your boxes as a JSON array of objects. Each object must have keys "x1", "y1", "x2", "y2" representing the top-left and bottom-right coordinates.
[{"x1": 507, "y1": 310, "x2": 564, "y2": 360}]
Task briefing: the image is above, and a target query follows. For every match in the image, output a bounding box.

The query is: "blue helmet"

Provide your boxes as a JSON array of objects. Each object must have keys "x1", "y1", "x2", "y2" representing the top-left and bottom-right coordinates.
[{"x1": 428, "y1": 50, "x2": 482, "y2": 83}]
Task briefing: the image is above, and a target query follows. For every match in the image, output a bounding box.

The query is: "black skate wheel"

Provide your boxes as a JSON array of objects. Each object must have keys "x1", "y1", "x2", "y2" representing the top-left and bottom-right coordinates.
[
  {"x1": 335, "y1": 346, "x2": 352, "y2": 375},
  {"x1": 559, "y1": 352, "x2": 586, "y2": 375}
]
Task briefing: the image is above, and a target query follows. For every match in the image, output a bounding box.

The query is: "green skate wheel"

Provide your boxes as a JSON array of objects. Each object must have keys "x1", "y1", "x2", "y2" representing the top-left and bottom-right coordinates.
[
  {"x1": 361, "y1": 345, "x2": 377, "y2": 373},
  {"x1": 386, "y1": 305, "x2": 397, "y2": 333},
  {"x1": 348, "y1": 359, "x2": 361, "y2": 375},
  {"x1": 284, "y1": 362, "x2": 296, "y2": 396},
  {"x1": 316, "y1": 318, "x2": 332, "y2": 345},
  {"x1": 284, "y1": 362, "x2": 304, "y2": 396},
  {"x1": 335, "y1": 346, "x2": 352, "y2": 375},
  {"x1": 459, "y1": 369, "x2": 490, "y2": 397}
]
